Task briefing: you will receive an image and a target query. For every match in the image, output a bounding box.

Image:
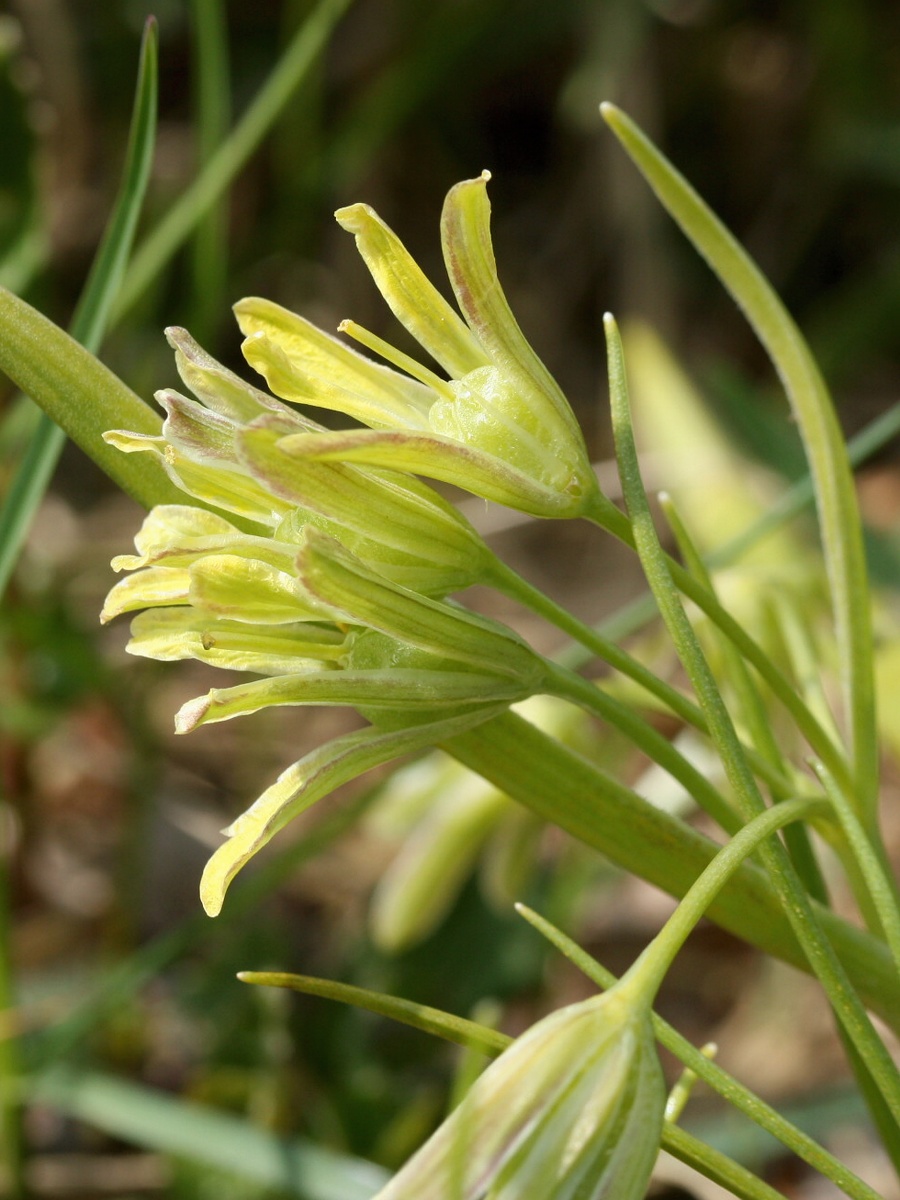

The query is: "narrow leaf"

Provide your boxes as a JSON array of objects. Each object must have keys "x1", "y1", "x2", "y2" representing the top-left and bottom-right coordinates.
[
  {"x1": 114, "y1": 0, "x2": 353, "y2": 319},
  {"x1": 238, "y1": 972, "x2": 509, "y2": 1055},
  {"x1": 602, "y1": 102, "x2": 878, "y2": 822},
  {"x1": 0, "y1": 19, "x2": 164, "y2": 596}
]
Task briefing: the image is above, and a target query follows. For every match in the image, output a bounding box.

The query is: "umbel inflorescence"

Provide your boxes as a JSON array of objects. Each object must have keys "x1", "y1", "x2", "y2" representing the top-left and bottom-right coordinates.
[
  {"x1": 99, "y1": 176, "x2": 675, "y2": 1199},
  {"x1": 101, "y1": 174, "x2": 604, "y2": 919}
]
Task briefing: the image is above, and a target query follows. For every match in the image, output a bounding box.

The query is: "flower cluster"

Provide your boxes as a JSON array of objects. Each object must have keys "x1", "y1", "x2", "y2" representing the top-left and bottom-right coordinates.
[
  {"x1": 100, "y1": 174, "x2": 672, "y2": 1200},
  {"x1": 102, "y1": 175, "x2": 600, "y2": 916}
]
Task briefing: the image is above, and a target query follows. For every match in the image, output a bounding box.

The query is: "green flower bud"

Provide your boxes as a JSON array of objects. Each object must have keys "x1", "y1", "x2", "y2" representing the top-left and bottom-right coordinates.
[
  {"x1": 295, "y1": 528, "x2": 545, "y2": 689},
  {"x1": 372, "y1": 977, "x2": 665, "y2": 1200}
]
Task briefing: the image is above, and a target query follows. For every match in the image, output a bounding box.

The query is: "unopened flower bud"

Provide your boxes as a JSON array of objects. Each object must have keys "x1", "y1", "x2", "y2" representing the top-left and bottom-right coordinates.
[{"x1": 372, "y1": 976, "x2": 664, "y2": 1200}]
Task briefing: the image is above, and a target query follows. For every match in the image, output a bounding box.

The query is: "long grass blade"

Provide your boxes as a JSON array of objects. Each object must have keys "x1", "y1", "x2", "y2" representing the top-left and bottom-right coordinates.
[
  {"x1": 113, "y1": 0, "x2": 352, "y2": 320},
  {"x1": 0, "y1": 18, "x2": 159, "y2": 600},
  {"x1": 189, "y1": 0, "x2": 231, "y2": 338},
  {"x1": 28, "y1": 1068, "x2": 388, "y2": 1200}
]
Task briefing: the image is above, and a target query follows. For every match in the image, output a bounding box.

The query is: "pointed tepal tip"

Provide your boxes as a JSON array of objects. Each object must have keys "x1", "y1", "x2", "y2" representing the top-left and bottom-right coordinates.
[
  {"x1": 333, "y1": 202, "x2": 373, "y2": 234},
  {"x1": 599, "y1": 102, "x2": 625, "y2": 131},
  {"x1": 174, "y1": 692, "x2": 211, "y2": 734}
]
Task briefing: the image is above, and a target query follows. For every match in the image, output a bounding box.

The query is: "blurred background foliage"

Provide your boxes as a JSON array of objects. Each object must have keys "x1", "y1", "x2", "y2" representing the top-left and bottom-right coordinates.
[{"x1": 1, "y1": 0, "x2": 900, "y2": 1196}]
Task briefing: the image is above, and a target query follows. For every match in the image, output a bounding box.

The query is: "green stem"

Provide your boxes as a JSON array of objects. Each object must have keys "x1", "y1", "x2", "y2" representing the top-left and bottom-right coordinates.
[
  {"x1": 604, "y1": 310, "x2": 900, "y2": 1129},
  {"x1": 660, "y1": 492, "x2": 829, "y2": 901},
  {"x1": 812, "y1": 760, "x2": 900, "y2": 982},
  {"x1": 444, "y1": 711, "x2": 900, "y2": 1031},
  {"x1": 602, "y1": 102, "x2": 878, "y2": 823},
  {"x1": 517, "y1": 904, "x2": 883, "y2": 1200},
  {"x1": 544, "y1": 664, "x2": 740, "y2": 832},
  {"x1": 584, "y1": 490, "x2": 853, "y2": 797},
  {"x1": 556, "y1": 403, "x2": 900, "y2": 675},
  {"x1": 660, "y1": 494, "x2": 783, "y2": 769},
  {"x1": 150, "y1": 967, "x2": 798, "y2": 1200},
  {"x1": 665, "y1": 1045, "x2": 715, "y2": 1124},
  {"x1": 491, "y1": 557, "x2": 794, "y2": 802},
  {"x1": 489, "y1": 555, "x2": 715, "y2": 725},
  {"x1": 662, "y1": 486, "x2": 900, "y2": 1177},
  {"x1": 627, "y1": 797, "x2": 827, "y2": 999},
  {"x1": 773, "y1": 597, "x2": 880, "y2": 931},
  {"x1": 769, "y1": 591, "x2": 843, "y2": 751},
  {"x1": 661, "y1": 1124, "x2": 791, "y2": 1200}
]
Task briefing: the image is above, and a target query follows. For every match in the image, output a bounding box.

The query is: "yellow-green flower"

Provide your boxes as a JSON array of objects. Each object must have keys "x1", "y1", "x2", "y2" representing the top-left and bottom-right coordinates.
[
  {"x1": 103, "y1": 490, "x2": 544, "y2": 918},
  {"x1": 234, "y1": 173, "x2": 602, "y2": 518},
  {"x1": 371, "y1": 975, "x2": 664, "y2": 1200}
]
